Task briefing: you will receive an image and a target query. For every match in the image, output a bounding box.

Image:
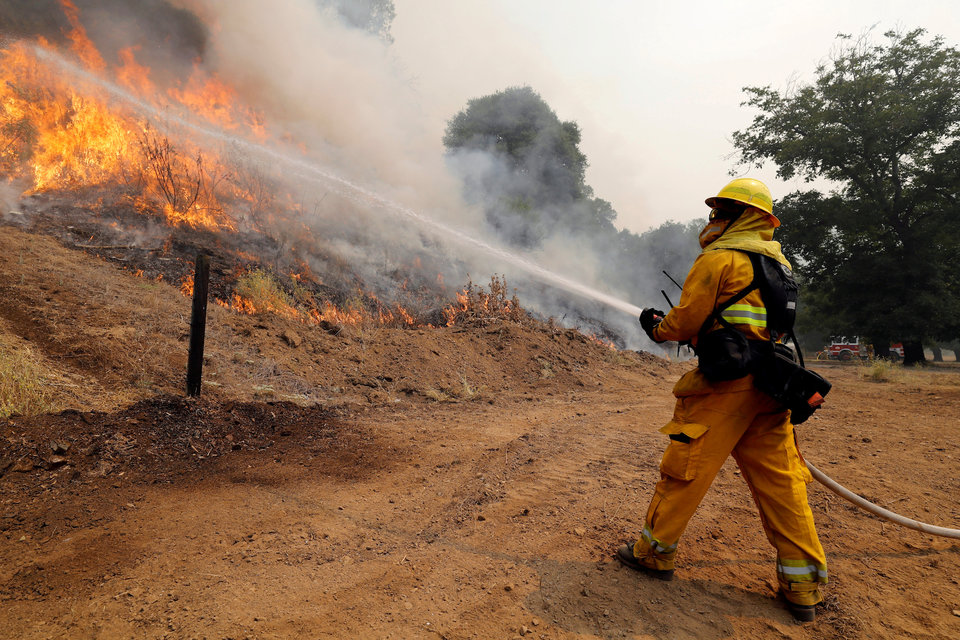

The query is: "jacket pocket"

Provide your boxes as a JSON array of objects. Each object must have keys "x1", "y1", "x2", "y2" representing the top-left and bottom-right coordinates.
[{"x1": 658, "y1": 421, "x2": 709, "y2": 481}]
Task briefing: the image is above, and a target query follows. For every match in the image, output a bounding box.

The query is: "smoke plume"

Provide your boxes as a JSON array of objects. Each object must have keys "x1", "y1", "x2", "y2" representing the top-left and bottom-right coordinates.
[{"x1": 2, "y1": 0, "x2": 705, "y2": 350}]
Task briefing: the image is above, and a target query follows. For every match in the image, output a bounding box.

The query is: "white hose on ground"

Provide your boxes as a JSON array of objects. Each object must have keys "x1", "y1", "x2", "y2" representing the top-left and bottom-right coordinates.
[{"x1": 806, "y1": 460, "x2": 960, "y2": 539}]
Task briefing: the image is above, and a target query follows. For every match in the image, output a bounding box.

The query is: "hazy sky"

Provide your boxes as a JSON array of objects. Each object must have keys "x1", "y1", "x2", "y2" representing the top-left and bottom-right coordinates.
[{"x1": 392, "y1": 0, "x2": 960, "y2": 233}]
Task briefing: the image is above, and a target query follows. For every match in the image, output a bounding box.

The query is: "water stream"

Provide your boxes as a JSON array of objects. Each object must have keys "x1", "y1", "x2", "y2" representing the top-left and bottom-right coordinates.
[{"x1": 33, "y1": 44, "x2": 646, "y2": 319}]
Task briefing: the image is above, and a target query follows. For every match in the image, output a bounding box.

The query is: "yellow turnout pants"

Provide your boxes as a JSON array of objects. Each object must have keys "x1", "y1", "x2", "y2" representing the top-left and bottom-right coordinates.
[{"x1": 633, "y1": 370, "x2": 827, "y2": 605}]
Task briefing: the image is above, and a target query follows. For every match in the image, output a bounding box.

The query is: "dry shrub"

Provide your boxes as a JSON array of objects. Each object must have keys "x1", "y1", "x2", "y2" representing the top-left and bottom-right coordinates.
[
  {"x1": 443, "y1": 275, "x2": 524, "y2": 327},
  {"x1": 424, "y1": 374, "x2": 482, "y2": 403},
  {"x1": 0, "y1": 344, "x2": 53, "y2": 418},
  {"x1": 857, "y1": 359, "x2": 903, "y2": 383},
  {"x1": 537, "y1": 357, "x2": 555, "y2": 379},
  {"x1": 235, "y1": 269, "x2": 297, "y2": 316},
  {"x1": 423, "y1": 388, "x2": 452, "y2": 403},
  {"x1": 135, "y1": 130, "x2": 230, "y2": 229}
]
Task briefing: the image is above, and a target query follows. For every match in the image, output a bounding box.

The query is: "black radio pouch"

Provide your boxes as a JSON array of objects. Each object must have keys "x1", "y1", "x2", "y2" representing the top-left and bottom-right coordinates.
[{"x1": 696, "y1": 327, "x2": 754, "y2": 381}]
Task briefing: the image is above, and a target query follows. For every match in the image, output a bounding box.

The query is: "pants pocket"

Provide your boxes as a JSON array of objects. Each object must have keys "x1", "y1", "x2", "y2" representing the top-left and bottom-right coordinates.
[{"x1": 659, "y1": 421, "x2": 709, "y2": 481}]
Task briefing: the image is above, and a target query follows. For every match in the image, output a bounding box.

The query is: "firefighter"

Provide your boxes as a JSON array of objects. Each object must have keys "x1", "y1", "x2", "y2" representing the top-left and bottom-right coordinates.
[{"x1": 620, "y1": 178, "x2": 827, "y2": 622}]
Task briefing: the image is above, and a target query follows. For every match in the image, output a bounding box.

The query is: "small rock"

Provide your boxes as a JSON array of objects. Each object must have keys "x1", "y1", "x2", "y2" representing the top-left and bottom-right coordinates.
[
  {"x1": 282, "y1": 330, "x2": 302, "y2": 348},
  {"x1": 504, "y1": 584, "x2": 513, "y2": 592},
  {"x1": 477, "y1": 514, "x2": 486, "y2": 521},
  {"x1": 47, "y1": 456, "x2": 69, "y2": 469},
  {"x1": 403, "y1": 601, "x2": 413, "y2": 610},
  {"x1": 520, "y1": 625, "x2": 531, "y2": 635},
  {"x1": 574, "y1": 527, "x2": 586, "y2": 536},
  {"x1": 50, "y1": 441, "x2": 70, "y2": 454},
  {"x1": 531, "y1": 617, "x2": 541, "y2": 626},
  {"x1": 862, "y1": 436, "x2": 872, "y2": 443},
  {"x1": 953, "y1": 609, "x2": 960, "y2": 617},
  {"x1": 89, "y1": 460, "x2": 114, "y2": 477},
  {"x1": 11, "y1": 458, "x2": 35, "y2": 473}
]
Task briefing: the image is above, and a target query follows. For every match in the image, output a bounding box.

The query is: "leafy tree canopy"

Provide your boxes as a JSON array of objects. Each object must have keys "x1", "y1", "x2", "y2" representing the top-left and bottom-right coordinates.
[
  {"x1": 443, "y1": 86, "x2": 613, "y2": 247},
  {"x1": 444, "y1": 86, "x2": 710, "y2": 347},
  {"x1": 733, "y1": 29, "x2": 960, "y2": 364}
]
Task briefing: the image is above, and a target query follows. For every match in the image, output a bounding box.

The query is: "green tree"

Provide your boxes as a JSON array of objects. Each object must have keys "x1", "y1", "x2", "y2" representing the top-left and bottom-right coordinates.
[
  {"x1": 733, "y1": 29, "x2": 960, "y2": 365},
  {"x1": 444, "y1": 86, "x2": 615, "y2": 247}
]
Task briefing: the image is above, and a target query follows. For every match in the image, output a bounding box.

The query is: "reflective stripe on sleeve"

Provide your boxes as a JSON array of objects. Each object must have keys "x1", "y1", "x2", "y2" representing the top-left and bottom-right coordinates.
[{"x1": 720, "y1": 304, "x2": 767, "y2": 328}]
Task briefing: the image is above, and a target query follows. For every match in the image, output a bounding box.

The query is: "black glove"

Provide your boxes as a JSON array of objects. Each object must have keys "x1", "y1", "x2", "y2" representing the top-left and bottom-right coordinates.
[{"x1": 639, "y1": 308, "x2": 667, "y2": 343}]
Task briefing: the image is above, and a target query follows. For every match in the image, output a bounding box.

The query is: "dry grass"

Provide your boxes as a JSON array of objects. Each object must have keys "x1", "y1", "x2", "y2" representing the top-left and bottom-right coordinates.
[
  {"x1": 902, "y1": 367, "x2": 960, "y2": 387},
  {"x1": 857, "y1": 359, "x2": 903, "y2": 383},
  {"x1": 423, "y1": 388, "x2": 453, "y2": 403},
  {"x1": 858, "y1": 359, "x2": 960, "y2": 387},
  {"x1": 443, "y1": 275, "x2": 525, "y2": 328},
  {"x1": 235, "y1": 269, "x2": 296, "y2": 315},
  {"x1": 537, "y1": 357, "x2": 555, "y2": 379},
  {"x1": 0, "y1": 343, "x2": 53, "y2": 418},
  {"x1": 424, "y1": 373, "x2": 482, "y2": 402}
]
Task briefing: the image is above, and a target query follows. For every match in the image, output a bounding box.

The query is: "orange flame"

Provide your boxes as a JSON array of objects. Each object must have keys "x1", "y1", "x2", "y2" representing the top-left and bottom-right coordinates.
[
  {"x1": 59, "y1": 0, "x2": 105, "y2": 72},
  {"x1": 0, "y1": 3, "x2": 270, "y2": 232},
  {"x1": 116, "y1": 46, "x2": 154, "y2": 96},
  {"x1": 168, "y1": 63, "x2": 267, "y2": 139},
  {"x1": 180, "y1": 275, "x2": 194, "y2": 297}
]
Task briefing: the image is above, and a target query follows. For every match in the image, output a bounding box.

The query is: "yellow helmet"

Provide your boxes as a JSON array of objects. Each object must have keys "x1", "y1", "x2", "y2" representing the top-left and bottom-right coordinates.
[{"x1": 705, "y1": 178, "x2": 779, "y2": 227}]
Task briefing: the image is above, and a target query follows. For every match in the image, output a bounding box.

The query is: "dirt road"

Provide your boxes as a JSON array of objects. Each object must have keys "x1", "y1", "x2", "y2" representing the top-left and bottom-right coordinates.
[{"x1": 2, "y1": 229, "x2": 960, "y2": 639}]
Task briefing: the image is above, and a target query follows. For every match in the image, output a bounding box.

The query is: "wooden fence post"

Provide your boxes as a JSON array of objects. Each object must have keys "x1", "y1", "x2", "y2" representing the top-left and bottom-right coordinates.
[{"x1": 186, "y1": 253, "x2": 210, "y2": 397}]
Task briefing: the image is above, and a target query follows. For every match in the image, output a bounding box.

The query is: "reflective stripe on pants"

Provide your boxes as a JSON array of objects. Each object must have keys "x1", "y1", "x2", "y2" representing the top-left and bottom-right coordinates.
[{"x1": 634, "y1": 370, "x2": 827, "y2": 606}]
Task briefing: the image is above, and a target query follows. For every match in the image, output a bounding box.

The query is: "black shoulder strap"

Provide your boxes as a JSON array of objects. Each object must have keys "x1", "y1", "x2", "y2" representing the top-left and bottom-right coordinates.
[
  {"x1": 697, "y1": 251, "x2": 760, "y2": 338},
  {"x1": 744, "y1": 251, "x2": 808, "y2": 367}
]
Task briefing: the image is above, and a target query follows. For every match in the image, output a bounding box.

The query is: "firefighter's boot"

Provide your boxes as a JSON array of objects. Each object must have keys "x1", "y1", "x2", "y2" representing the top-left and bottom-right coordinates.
[
  {"x1": 779, "y1": 577, "x2": 822, "y2": 622},
  {"x1": 616, "y1": 541, "x2": 675, "y2": 581}
]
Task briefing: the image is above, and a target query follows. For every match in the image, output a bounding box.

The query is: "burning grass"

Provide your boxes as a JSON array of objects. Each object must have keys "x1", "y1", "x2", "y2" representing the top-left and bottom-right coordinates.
[
  {"x1": 206, "y1": 268, "x2": 528, "y2": 337},
  {"x1": 0, "y1": 21, "x2": 513, "y2": 340},
  {"x1": 0, "y1": 28, "x2": 255, "y2": 232},
  {"x1": 0, "y1": 3, "x2": 627, "y2": 354},
  {"x1": 442, "y1": 275, "x2": 523, "y2": 328}
]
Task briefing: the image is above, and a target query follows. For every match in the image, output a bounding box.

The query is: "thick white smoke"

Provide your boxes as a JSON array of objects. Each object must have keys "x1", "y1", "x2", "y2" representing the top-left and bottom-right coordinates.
[
  {"x1": 178, "y1": 0, "x2": 467, "y2": 222},
  {"x1": 167, "y1": 0, "x2": 676, "y2": 348}
]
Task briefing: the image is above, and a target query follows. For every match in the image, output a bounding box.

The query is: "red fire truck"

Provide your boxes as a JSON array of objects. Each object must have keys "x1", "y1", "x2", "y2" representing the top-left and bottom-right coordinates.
[
  {"x1": 822, "y1": 337, "x2": 904, "y2": 361},
  {"x1": 825, "y1": 336, "x2": 871, "y2": 361},
  {"x1": 888, "y1": 343, "x2": 905, "y2": 361}
]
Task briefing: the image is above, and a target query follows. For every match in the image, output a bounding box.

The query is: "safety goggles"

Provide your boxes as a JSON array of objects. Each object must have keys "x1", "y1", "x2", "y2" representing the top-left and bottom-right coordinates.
[{"x1": 709, "y1": 203, "x2": 746, "y2": 220}]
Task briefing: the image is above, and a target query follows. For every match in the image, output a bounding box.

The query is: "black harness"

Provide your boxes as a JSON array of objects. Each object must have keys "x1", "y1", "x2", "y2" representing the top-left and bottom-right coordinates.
[{"x1": 695, "y1": 250, "x2": 830, "y2": 424}]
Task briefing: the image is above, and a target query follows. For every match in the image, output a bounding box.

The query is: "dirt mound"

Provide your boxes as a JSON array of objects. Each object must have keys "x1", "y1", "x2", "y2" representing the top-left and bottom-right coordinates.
[
  {"x1": 1, "y1": 395, "x2": 368, "y2": 482},
  {"x1": 0, "y1": 225, "x2": 673, "y2": 415}
]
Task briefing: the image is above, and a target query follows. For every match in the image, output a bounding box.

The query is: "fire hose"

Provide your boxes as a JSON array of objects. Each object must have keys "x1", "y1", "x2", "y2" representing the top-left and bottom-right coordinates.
[{"x1": 806, "y1": 461, "x2": 960, "y2": 539}]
